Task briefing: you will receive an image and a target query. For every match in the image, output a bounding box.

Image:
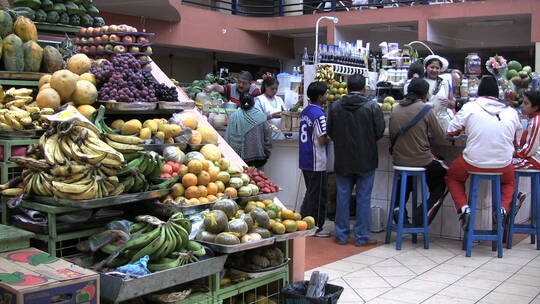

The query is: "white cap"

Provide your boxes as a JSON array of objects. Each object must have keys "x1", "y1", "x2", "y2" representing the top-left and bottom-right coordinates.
[{"x1": 424, "y1": 55, "x2": 449, "y2": 72}]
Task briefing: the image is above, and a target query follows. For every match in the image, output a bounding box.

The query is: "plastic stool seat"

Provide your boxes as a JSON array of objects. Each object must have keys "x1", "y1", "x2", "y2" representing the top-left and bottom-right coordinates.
[
  {"x1": 468, "y1": 171, "x2": 502, "y2": 175},
  {"x1": 463, "y1": 173, "x2": 503, "y2": 258},
  {"x1": 385, "y1": 167, "x2": 429, "y2": 250},
  {"x1": 507, "y1": 170, "x2": 540, "y2": 250},
  {"x1": 393, "y1": 166, "x2": 426, "y2": 172}
]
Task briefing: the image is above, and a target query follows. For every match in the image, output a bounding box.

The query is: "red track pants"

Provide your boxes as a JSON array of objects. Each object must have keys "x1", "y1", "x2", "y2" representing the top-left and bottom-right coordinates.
[{"x1": 445, "y1": 155, "x2": 515, "y2": 213}]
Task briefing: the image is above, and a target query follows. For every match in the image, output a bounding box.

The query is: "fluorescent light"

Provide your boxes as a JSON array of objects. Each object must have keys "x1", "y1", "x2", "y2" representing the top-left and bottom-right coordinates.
[{"x1": 466, "y1": 20, "x2": 515, "y2": 27}]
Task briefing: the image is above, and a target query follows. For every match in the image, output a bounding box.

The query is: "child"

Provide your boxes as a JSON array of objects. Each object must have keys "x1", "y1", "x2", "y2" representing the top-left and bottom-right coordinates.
[
  {"x1": 299, "y1": 81, "x2": 329, "y2": 237},
  {"x1": 514, "y1": 90, "x2": 540, "y2": 170}
]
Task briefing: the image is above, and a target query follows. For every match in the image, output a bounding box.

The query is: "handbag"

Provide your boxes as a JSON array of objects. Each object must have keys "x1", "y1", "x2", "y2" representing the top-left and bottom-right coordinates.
[{"x1": 389, "y1": 104, "x2": 432, "y2": 154}]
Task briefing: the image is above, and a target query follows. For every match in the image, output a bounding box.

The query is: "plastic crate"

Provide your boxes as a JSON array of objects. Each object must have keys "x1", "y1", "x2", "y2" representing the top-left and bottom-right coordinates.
[
  {"x1": 0, "y1": 162, "x2": 23, "y2": 183},
  {"x1": 282, "y1": 281, "x2": 343, "y2": 304},
  {"x1": 222, "y1": 279, "x2": 284, "y2": 304},
  {"x1": 30, "y1": 235, "x2": 86, "y2": 258}
]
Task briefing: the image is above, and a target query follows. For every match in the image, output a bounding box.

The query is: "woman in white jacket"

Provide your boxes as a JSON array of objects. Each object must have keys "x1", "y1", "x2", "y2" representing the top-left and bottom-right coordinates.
[{"x1": 445, "y1": 76, "x2": 522, "y2": 231}]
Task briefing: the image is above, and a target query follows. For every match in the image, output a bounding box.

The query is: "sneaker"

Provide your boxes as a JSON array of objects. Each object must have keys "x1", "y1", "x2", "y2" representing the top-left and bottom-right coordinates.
[
  {"x1": 459, "y1": 207, "x2": 471, "y2": 231},
  {"x1": 354, "y1": 239, "x2": 378, "y2": 247},
  {"x1": 492, "y1": 208, "x2": 508, "y2": 229},
  {"x1": 393, "y1": 207, "x2": 410, "y2": 225},
  {"x1": 315, "y1": 229, "x2": 330, "y2": 238}
]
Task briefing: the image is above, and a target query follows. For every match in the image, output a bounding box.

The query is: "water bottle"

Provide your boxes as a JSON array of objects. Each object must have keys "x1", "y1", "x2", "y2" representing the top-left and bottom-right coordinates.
[{"x1": 302, "y1": 47, "x2": 309, "y2": 66}]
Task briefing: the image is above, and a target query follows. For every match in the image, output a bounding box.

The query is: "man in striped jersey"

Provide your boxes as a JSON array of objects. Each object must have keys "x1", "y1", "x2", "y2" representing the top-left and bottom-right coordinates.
[{"x1": 299, "y1": 81, "x2": 330, "y2": 237}]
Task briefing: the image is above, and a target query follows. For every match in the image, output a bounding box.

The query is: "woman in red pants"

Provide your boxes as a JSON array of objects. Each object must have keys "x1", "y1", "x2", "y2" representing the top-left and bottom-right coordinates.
[{"x1": 445, "y1": 76, "x2": 523, "y2": 230}]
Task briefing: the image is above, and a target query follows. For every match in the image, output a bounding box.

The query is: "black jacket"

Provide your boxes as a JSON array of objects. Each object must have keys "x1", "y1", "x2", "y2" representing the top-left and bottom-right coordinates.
[{"x1": 327, "y1": 93, "x2": 385, "y2": 174}]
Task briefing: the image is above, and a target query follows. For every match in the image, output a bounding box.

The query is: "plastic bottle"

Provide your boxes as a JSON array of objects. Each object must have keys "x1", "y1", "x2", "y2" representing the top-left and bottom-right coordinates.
[{"x1": 301, "y1": 47, "x2": 309, "y2": 66}]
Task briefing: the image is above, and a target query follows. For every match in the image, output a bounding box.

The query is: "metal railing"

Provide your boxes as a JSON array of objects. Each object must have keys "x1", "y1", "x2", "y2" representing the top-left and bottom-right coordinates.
[{"x1": 181, "y1": 0, "x2": 482, "y2": 17}]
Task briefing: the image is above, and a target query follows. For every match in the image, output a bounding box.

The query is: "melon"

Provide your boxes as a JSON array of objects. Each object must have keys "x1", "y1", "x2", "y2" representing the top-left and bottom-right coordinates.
[
  {"x1": 71, "y1": 80, "x2": 97, "y2": 105},
  {"x1": 36, "y1": 88, "x2": 61, "y2": 110},
  {"x1": 200, "y1": 144, "x2": 221, "y2": 162},
  {"x1": 67, "y1": 54, "x2": 92, "y2": 75},
  {"x1": 79, "y1": 73, "x2": 96, "y2": 86},
  {"x1": 197, "y1": 125, "x2": 219, "y2": 144},
  {"x1": 38, "y1": 74, "x2": 51, "y2": 89},
  {"x1": 182, "y1": 112, "x2": 198, "y2": 129},
  {"x1": 50, "y1": 69, "x2": 78, "y2": 101}
]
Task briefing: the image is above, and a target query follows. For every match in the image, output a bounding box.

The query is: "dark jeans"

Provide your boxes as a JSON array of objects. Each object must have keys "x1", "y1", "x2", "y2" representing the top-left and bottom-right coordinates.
[
  {"x1": 300, "y1": 170, "x2": 327, "y2": 231},
  {"x1": 246, "y1": 159, "x2": 267, "y2": 170},
  {"x1": 394, "y1": 160, "x2": 447, "y2": 225}
]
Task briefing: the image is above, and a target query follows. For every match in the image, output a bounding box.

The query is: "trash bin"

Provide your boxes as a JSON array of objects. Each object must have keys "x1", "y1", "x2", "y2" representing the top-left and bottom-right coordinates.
[{"x1": 282, "y1": 281, "x2": 344, "y2": 304}]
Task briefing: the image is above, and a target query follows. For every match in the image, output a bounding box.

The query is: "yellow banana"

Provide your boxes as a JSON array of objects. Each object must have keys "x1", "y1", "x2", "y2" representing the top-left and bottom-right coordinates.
[
  {"x1": 0, "y1": 122, "x2": 12, "y2": 130},
  {"x1": 42, "y1": 134, "x2": 59, "y2": 165},
  {"x1": 105, "y1": 133, "x2": 144, "y2": 145},
  {"x1": 105, "y1": 138, "x2": 144, "y2": 153},
  {"x1": 2, "y1": 188, "x2": 23, "y2": 196},
  {"x1": 4, "y1": 113, "x2": 23, "y2": 130}
]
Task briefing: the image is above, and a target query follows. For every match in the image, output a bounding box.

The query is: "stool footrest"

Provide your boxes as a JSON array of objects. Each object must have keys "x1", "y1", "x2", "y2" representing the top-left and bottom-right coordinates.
[
  {"x1": 388, "y1": 225, "x2": 427, "y2": 234},
  {"x1": 510, "y1": 227, "x2": 537, "y2": 234}
]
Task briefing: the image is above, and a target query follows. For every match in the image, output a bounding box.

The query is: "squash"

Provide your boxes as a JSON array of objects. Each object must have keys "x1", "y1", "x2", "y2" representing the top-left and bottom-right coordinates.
[
  {"x1": 212, "y1": 199, "x2": 239, "y2": 219},
  {"x1": 227, "y1": 219, "x2": 248, "y2": 237},
  {"x1": 42, "y1": 46, "x2": 63, "y2": 73},
  {"x1": 214, "y1": 232, "x2": 240, "y2": 245},
  {"x1": 23, "y1": 40, "x2": 42, "y2": 72},
  {"x1": 202, "y1": 210, "x2": 228, "y2": 234},
  {"x1": 0, "y1": 10, "x2": 13, "y2": 38},
  {"x1": 2, "y1": 34, "x2": 24, "y2": 72},
  {"x1": 163, "y1": 146, "x2": 185, "y2": 163},
  {"x1": 13, "y1": 16, "x2": 37, "y2": 42}
]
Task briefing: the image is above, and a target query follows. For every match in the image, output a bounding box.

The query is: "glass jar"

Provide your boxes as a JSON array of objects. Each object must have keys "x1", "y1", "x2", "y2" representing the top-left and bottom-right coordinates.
[{"x1": 465, "y1": 53, "x2": 481, "y2": 76}]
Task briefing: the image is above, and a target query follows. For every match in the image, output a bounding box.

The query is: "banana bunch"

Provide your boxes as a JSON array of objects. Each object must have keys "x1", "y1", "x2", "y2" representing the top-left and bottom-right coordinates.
[
  {"x1": 119, "y1": 152, "x2": 164, "y2": 193},
  {"x1": 93, "y1": 105, "x2": 145, "y2": 153},
  {"x1": 0, "y1": 87, "x2": 52, "y2": 131},
  {"x1": 102, "y1": 212, "x2": 205, "y2": 272},
  {"x1": 315, "y1": 64, "x2": 335, "y2": 84}
]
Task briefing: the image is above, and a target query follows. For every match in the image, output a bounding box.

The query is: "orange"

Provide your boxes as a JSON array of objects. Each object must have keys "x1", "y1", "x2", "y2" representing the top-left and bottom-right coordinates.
[
  {"x1": 188, "y1": 198, "x2": 200, "y2": 205},
  {"x1": 201, "y1": 160, "x2": 210, "y2": 171},
  {"x1": 188, "y1": 160, "x2": 203, "y2": 174},
  {"x1": 179, "y1": 165, "x2": 189, "y2": 178},
  {"x1": 185, "y1": 186, "x2": 200, "y2": 199},
  {"x1": 224, "y1": 187, "x2": 237, "y2": 198},
  {"x1": 293, "y1": 212, "x2": 302, "y2": 221},
  {"x1": 198, "y1": 185, "x2": 208, "y2": 197},
  {"x1": 170, "y1": 183, "x2": 185, "y2": 197},
  {"x1": 207, "y1": 182, "x2": 218, "y2": 195},
  {"x1": 199, "y1": 197, "x2": 209, "y2": 204},
  {"x1": 182, "y1": 173, "x2": 198, "y2": 187},
  {"x1": 296, "y1": 220, "x2": 308, "y2": 231},
  {"x1": 207, "y1": 194, "x2": 217, "y2": 202},
  {"x1": 197, "y1": 171, "x2": 211, "y2": 186},
  {"x1": 215, "y1": 181, "x2": 225, "y2": 193},
  {"x1": 208, "y1": 166, "x2": 220, "y2": 182},
  {"x1": 282, "y1": 219, "x2": 298, "y2": 233},
  {"x1": 303, "y1": 216, "x2": 316, "y2": 229}
]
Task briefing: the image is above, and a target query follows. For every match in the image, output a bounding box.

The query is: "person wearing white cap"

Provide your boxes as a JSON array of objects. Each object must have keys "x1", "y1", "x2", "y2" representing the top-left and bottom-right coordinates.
[{"x1": 423, "y1": 55, "x2": 455, "y2": 130}]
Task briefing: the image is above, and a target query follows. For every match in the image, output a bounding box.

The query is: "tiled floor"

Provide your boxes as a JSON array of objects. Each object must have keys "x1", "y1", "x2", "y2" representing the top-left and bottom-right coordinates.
[{"x1": 304, "y1": 236, "x2": 540, "y2": 303}]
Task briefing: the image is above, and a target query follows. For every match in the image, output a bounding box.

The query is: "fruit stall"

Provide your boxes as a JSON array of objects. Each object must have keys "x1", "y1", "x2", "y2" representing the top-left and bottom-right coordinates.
[{"x1": 0, "y1": 7, "x2": 316, "y2": 304}]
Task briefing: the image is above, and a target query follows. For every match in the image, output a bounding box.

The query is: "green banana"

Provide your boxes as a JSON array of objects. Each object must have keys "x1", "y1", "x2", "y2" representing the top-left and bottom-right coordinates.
[
  {"x1": 143, "y1": 156, "x2": 156, "y2": 177},
  {"x1": 129, "y1": 226, "x2": 166, "y2": 264},
  {"x1": 147, "y1": 256, "x2": 181, "y2": 272},
  {"x1": 123, "y1": 152, "x2": 141, "y2": 162},
  {"x1": 130, "y1": 222, "x2": 148, "y2": 234},
  {"x1": 138, "y1": 154, "x2": 149, "y2": 176},
  {"x1": 118, "y1": 156, "x2": 145, "y2": 176},
  {"x1": 186, "y1": 240, "x2": 205, "y2": 256},
  {"x1": 173, "y1": 217, "x2": 192, "y2": 234},
  {"x1": 122, "y1": 225, "x2": 160, "y2": 251},
  {"x1": 150, "y1": 175, "x2": 179, "y2": 190},
  {"x1": 170, "y1": 222, "x2": 188, "y2": 250},
  {"x1": 101, "y1": 243, "x2": 123, "y2": 255},
  {"x1": 149, "y1": 155, "x2": 163, "y2": 179},
  {"x1": 120, "y1": 176, "x2": 135, "y2": 192}
]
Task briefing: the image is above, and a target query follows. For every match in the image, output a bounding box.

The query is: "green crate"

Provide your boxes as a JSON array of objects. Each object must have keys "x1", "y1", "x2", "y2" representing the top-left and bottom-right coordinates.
[
  {"x1": 0, "y1": 138, "x2": 37, "y2": 163},
  {"x1": 0, "y1": 224, "x2": 34, "y2": 252},
  {"x1": 0, "y1": 162, "x2": 23, "y2": 184},
  {"x1": 30, "y1": 235, "x2": 90, "y2": 258}
]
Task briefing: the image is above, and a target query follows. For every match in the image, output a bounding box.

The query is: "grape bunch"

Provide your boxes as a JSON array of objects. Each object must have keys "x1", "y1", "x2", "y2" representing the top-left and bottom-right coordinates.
[
  {"x1": 96, "y1": 54, "x2": 157, "y2": 102},
  {"x1": 89, "y1": 59, "x2": 114, "y2": 84},
  {"x1": 142, "y1": 70, "x2": 178, "y2": 101}
]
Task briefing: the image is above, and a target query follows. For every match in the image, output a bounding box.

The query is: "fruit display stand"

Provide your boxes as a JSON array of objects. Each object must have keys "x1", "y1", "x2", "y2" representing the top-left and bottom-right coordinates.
[
  {"x1": 0, "y1": 224, "x2": 34, "y2": 252},
  {"x1": 0, "y1": 71, "x2": 46, "y2": 87}
]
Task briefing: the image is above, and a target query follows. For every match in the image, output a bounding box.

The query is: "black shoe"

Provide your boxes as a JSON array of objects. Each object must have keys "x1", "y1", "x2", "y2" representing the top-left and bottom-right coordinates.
[
  {"x1": 393, "y1": 207, "x2": 400, "y2": 224},
  {"x1": 492, "y1": 208, "x2": 508, "y2": 230},
  {"x1": 459, "y1": 209, "x2": 470, "y2": 231},
  {"x1": 515, "y1": 192, "x2": 526, "y2": 216}
]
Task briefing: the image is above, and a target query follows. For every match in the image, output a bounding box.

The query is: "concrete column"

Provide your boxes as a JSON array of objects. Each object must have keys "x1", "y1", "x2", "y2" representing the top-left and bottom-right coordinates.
[{"x1": 536, "y1": 42, "x2": 540, "y2": 72}]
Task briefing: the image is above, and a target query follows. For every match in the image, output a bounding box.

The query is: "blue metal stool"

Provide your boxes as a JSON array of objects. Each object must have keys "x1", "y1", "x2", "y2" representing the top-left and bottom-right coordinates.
[
  {"x1": 463, "y1": 172, "x2": 504, "y2": 258},
  {"x1": 385, "y1": 166, "x2": 429, "y2": 250},
  {"x1": 507, "y1": 169, "x2": 540, "y2": 250}
]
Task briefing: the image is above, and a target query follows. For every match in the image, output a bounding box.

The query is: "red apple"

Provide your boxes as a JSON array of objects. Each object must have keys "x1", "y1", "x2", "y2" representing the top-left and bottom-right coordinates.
[
  {"x1": 96, "y1": 45, "x2": 105, "y2": 52},
  {"x1": 137, "y1": 36, "x2": 148, "y2": 44},
  {"x1": 104, "y1": 44, "x2": 113, "y2": 51},
  {"x1": 79, "y1": 28, "x2": 87, "y2": 35},
  {"x1": 101, "y1": 34, "x2": 109, "y2": 41},
  {"x1": 88, "y1": 37, "x2": 94, "y2": 43},
  {"x1": 76, "y1": 46, "x2": 82, "y2": 52},
  {"x1": 113, "y1": 45, "x2": 126, "y2": 53},
  {"x1": 86, "y1": 27, "x2": 94, "y2": 35},
  {"x1": 74, "y1": 37, "x2": 80, "y2": 43},
  {"x1": 101, "y1": 26, "x2": 109, "y2": 33},
  {"x1": 109, "y1": 34, "x2": 120, "y2": 42},
  {"x1": 129, "y1": 46, "x2": 140, "y2": 53},
  {"x1": 117, "y1": 24, "x2": 128, "y2": 32},
  {"x1": 89, "y1": 45, "x2": 97, "y2": 52},
  {"x1": 109, "y1": 25, "x2": 118, "y2": 32},
  {"x1": 82, "y1": 46, "x2": 90, "y2": 53},
  {"x1": 94, "y1": 36, "x2": 102, "y2": 43},
  {"x1": 122, "y1": 36, "x2": 133, "y2": 43}
]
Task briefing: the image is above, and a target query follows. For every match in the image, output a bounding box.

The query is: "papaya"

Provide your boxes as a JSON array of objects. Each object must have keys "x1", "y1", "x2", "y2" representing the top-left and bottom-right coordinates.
[
  {"x1": 42, "y1": 46, "x2": 63, "y2": 73},
  {"x1": 2, "y1": 34, "x2": 24, "y2": 72},
  {"x1": 0, "y1": 10, "x2": 13, "y2": 38},
  {"x1": 13, "y1": 16, "x2": 37, "y2": 42},
  {"x1": 0, "y1": 37, "x2": 2, "y2": 62},
  {"x1": 23, "y1": 40, "x2": 43, "y2": 72}
]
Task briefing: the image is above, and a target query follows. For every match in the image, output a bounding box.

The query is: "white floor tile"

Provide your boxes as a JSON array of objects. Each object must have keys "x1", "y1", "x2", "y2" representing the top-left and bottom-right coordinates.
[
  {"x1": 378, "y1": 287, "x2": 434, "y2": 303},
  {"x1": 467, "y1": 269, "x2": 513, "y2": 282},
  {"x1": 372, "y1": 265, "x2": 415, "y2": 277},
  {"x1": 362, "y1": 246, "x2": 405, "y2": 259},
  {"x1": 338, "y1": 287, "x2": 365, "y2": 302},
  {"x1": 530, "y1": 296, "x2": 540, "y2": 304},
  {"x1": 454, "y1": 277, "x2": 502, "y2": 290},
  {"x1": 343, "y1": 268, "x2": 380, "y2": 279},
  {"x1": 342, "y1": 254, "x2": 385, "y2": 265},
  {"x1": 493, "y1": 281, "x2": 540, "y2": 298},
  {"x1": 322, "y1": 260, "x2": 367, "y2": 272},
  {"x1": 305, "y1": 266, "x2": 346, "y2": 280},
  {"x1": 367, "y1": 298, "x2": 413, "y2": 304},
  {"x1": 354, "y1": 287, "x2": 392, "y2": 301},
  {"x1": 395, "y1": 255, "x2": 437, "y2": 266},
  {"x1": 382, "y1": 275, "x2": 415, "y2": 287},
  {"x1": 344, "y1": 276, "x2": 391, "y2": 289},
  {"x1": 479, "y1": 260, "x2": 523, "y2": 273},
  {"x1": 398, "y1": 278, "x2": 448, "y2": 293},
  {"x1": 518, "y1": 265, "x2": 540, "y2": 278},
  {"x1": 421, "y1": 294, "x2": 475, "y2": 304},
  {"x1": 443, "y1": 255, "x2": 492, "y2": 268},
  {"x1": 404, "y1": 262, "x2": 438, "y2": 275},
  {"x1": 373, "y1": 258, "x2": 402, "y2": 267},
  {"x1": 478, "y1": 291, "x2": 533, "y2": 304},
  {"x1": 487, "y1": 256, "x2": 533, "y2": 266},
  {"x1": 506, "y1": 273, "x2": 540, "y2": 287},
  {"x1": 416, "y1": 271, "x2": 462, "y2": 284},
  {"x1": 438, "y1": 285, "x2": 492, "y2": 301},
  {"x1": 430, "y1": 263, "x2": 476, "y2": 276}
]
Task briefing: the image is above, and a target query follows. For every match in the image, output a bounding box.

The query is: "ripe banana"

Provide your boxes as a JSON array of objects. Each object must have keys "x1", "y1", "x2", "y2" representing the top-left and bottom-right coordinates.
[
  {"x1": 50, "y1": 164, "x2": 88, "y2": 177},
  {"x1": 2, "y1": 188, "x2": 23, "y2": 196},
  {"x1": 105, "y1": 133, "x2": 144, "y2": 145},
  {"x1": 105, "y1": 138, "x2": 144, "y2": 153}
]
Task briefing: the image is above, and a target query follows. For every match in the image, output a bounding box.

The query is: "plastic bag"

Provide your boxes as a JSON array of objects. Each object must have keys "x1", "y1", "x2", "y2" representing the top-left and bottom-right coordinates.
[
  {"x1": 188, "y1": 212, "x2": 207, "y2": 240},
  {"x1": 116, "y1": 255, "x2": 150, "y2": 276}
]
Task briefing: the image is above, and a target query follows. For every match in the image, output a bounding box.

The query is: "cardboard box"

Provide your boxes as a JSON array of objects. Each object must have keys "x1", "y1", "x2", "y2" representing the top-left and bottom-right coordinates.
[
  {"x1": 0, "y1": 248, "x2": 99, "y2": 304},
  {"x1": 280, "y1": 111, "x2": 300, "y2": 132}
]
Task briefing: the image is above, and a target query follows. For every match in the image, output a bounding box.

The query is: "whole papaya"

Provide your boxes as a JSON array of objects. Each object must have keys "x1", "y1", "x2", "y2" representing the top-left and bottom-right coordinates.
[
  {"x1": 14, "y1": 16, "x2": 37, "y2": 42},
  {"x1": 0, "y1": 10, "x2": 13, "y2": 38},
  {"x1": 42, "y1": 46, "x2": 63, "y2": 73},
  {"x1": 3, "y1": 34, "x2": 24, "y2": 72},
  {"x1": 23, "y1": 40, "x2": 43, "y2": 72}
]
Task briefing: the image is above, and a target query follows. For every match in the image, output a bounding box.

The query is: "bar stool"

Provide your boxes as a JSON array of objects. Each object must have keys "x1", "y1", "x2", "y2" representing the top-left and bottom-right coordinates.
[
  {"x1": 507, "y1": 169, "x2": 540, "y2": 250},
  {"x1": 463, "y1": 172, "x2": 503, "y2": 258},
  {"x1": 385, "y1": 166, "x2": 429, "y2": 250}
]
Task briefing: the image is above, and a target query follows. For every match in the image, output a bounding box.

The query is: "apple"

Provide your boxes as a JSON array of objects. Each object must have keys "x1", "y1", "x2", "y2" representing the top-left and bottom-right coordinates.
[
  {"x1": 101, "y1": 34, "x2": 109, "y2": 41},
  {"x1": 109, "y1": 25, "x2": 118, "y2": 32},
  {"x1": 89, "y1": 45, "x2": 97, "y2": 52},
  {"x1": 87, "y1": 27, "x2": 94, "y2": 35},
  {"x1": 82, "y1": 46, "x2": 90, "y2": 53},
  {"x1": 74, "y1": 37, "x2": 80, "y2": 43},
  {"x1": 109, "y1": 34, "x2": 120, "y2": 42},
  {"x1": 94, "y1": 36, "x2": 102, "y2": 43},
  {"x1": 131, "y1": 27, "x2": 138, "y2": 32},
  {"x1": 129, "y1": 46, "x2": 140, "y2": 53},
  {"x1": 143, "y1": 63, "x2": 151, "y2": 69},
  {"x1": 138, "y1": 55, "x2": 149, "y2": 61},
  {"x1": 88, "y1": 37, "x2": 94, "y2": 43},
  {"x1": 122, "y1": 36, "x2": 133, "y2": 43},
  {"x1": 76, "y1": 46, "x2": 82, "y2": 52},
  {"x1": 104, "y1": 44, "x2": 113, "y2": 51},
  {"x1": 96, "y1": 45, "x2": 105, "y2": 52},
  {"x1": 80, "y1": 37, "x2": 88, "y2": 44},
  {"x1": 101, "y1": 25, "x2": 109, "y2": 33},
  {"x1": 113, "y1": 45, "x2": 126, "y2": 53},
  {"x1": 144, "y1": 46, "x2": 153, "y2": 54},
  {"x1": 118, "y1": 24, "x2": 128, "y2": 32},
  {"x1": 137, "y1": 36, "x2": 148, "y2": 44}
]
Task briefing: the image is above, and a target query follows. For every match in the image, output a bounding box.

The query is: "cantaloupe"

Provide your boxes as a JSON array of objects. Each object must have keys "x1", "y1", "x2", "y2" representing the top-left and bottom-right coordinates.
[
  {"x1": 189, "y1": 130, "x2": 202, "y2": 145},
  {"x1": 71, "y1": 80, "x2": 97, "y2": 105},
  {"x1": 200, "y1": 144, "x2": 221, "y2": 162},
  {"x1": 39, "y1": 83, "x2": 51, "y2": 91},
  {"x1": 197, "y1": 125, "x2": 219, "y2": 144},
  {"x1": 50, "y1": 69, "x2": 78, "y2": 102},
  {"x1": 38, "y1": 74, "x2": 51, "y2": 89},
  {"x1": 67, "y1": 54, "x2": 92, "y2": 75},
  {"x1": 181, "y1": 112, "x2": 198, "y2": 129},
  {"x1": 78, "y1": 73, "x2": 96, "y2": 86},
  {"x1": 36, "y1": 88, "x2": 61, "y2": 110}
]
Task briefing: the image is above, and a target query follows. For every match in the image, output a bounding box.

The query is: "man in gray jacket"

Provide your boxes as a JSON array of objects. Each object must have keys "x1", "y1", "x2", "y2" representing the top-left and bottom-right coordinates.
[{"x1": 327, "y1": 74, "x2": 385, "y2": 246}]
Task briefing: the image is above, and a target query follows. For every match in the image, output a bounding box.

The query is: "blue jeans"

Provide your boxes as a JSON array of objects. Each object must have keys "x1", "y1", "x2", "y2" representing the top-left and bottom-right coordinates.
[{"x1": 335, "y1": 171, "x2": 375, "y2": 244}]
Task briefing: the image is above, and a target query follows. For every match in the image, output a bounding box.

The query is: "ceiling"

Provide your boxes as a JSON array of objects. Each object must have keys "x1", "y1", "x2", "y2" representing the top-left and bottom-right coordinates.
[{"x1": 94, "y1": 0, "x2": 181, "y2": 21}]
